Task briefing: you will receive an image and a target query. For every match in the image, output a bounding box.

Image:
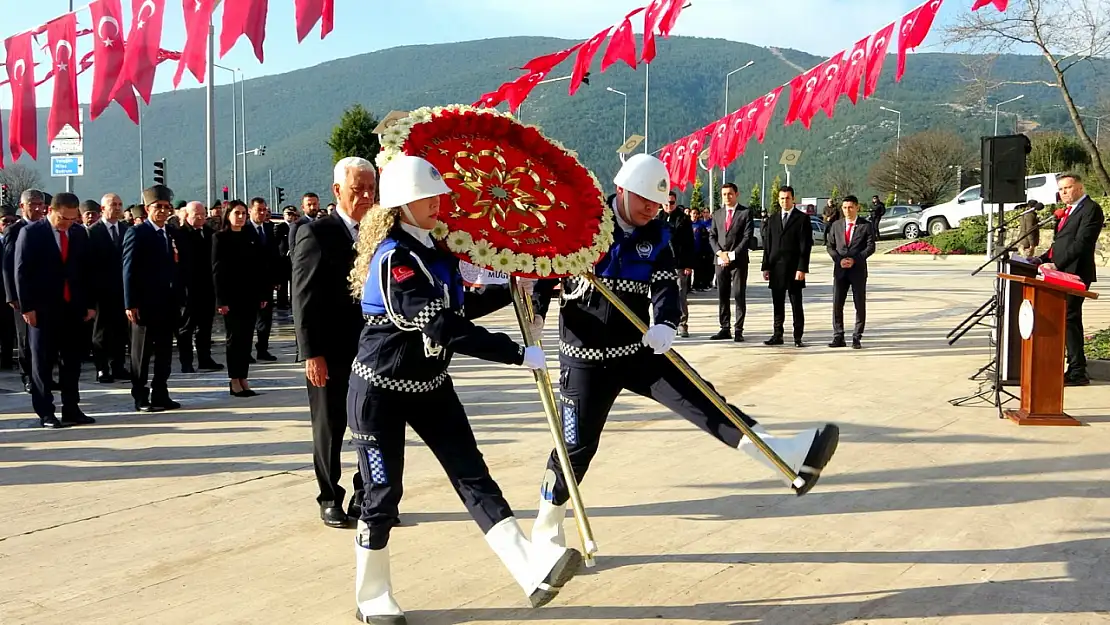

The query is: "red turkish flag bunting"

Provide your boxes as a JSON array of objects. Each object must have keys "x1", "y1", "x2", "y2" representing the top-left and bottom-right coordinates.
[
  {"x1": 294, "y1": 0, "x2": 332, "y2": 42},
  {"x1": 111, "y1": 0, "x2": 167, "y2": 105},
  {"x1": 750, "y1": 86, "x2": 783, "y2": 144},
  {"x1": 677, "y1": 130, "x2": 707, "y2": 190},
  {"x1": 972, "y1": 0, "x2": 1008, "y2": 10},
  {"x1": 505, "y1": 71, "x2": 549, "y2": 111},
  {"x1": 521, "y1": 44, "x2": 581, "y2": 75},
  {"x1": 705, "y1": 114, "x2": 734, "y2": 170},
  {"x1": 570, "y1": 27, "x2": 611, "y2": 96},
  {"x1": 658, "y1": 142, "x2": 677, "y2": 184},
  {"x1": 220, "y1": 0, "x2": 269, "y2": 62},
  {"x1": 814, "y1": 51, "x2": 845, "y2": 119},
  {"x1": 864, "y1": 22, "x2": 895, "y2": 99},
  {"x1": 601, "y1": 7, "x2": 644, "y2": 72},
  {"x1": 668, "y1": 135, "x2": 691, "y2": 189},
  {"x1": 898, "y1": 0, "x2": 942, "y2": 81},
  {"x1": 642, "y1": 0, "x2": 684, "y2": 64},
  {"x1": 5, "y1": 33, "x2": 37, "y2": 161},
  {"x1": 175, "y1": 0, "x2": 217, "y2": 87},
  {"x1": 839, "y1": 36, "x2": 870, "y2": 105},
  {"x1": 46, "y1": 14, "x2": 80, "y2": 144},
  {"x1": 784, "y1": 62, "x2": 827, "y2": 128},
  {"x1": 90, "y1": 0, "x2": 138, "y2": 123}
]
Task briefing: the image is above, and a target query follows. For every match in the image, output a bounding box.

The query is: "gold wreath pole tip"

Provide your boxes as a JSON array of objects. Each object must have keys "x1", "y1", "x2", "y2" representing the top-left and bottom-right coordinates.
[
  {"x1": 582, "y1": 274, "x2": 805, "y2": 489},
  {"x1": 509, "y1": 277, "x2": 600, "y2": 563}
]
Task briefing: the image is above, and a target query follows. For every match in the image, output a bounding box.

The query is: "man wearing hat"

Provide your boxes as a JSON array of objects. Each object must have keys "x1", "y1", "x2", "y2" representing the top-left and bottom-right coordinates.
[{"x1": 122, "y1": 185, "x2": 183, "y2": 412}]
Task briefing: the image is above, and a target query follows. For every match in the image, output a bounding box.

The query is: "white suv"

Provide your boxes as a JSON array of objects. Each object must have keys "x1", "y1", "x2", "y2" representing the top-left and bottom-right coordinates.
[{"x1": 917, "y1": 173, "x2": 1062, "y2": 236}]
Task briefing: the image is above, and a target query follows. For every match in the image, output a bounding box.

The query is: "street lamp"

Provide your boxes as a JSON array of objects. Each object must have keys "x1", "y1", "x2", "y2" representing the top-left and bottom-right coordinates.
[
  {"x1": 994, "y1": 94, "x2": 1024, "y2": 136},
  {"x1": 1079, "y1": 113, "x2": 1107, "y2": 149},
  {"x1": 879, "y1": 106, "x2": 902, "y2": 202},
  {"x1": 214, "y1": 64, "x2": 240, "y2": 201},
  {"x1": 606, "y1": 87, "x2": 629, "y2": 146},
  {"x1": 722, "y1": 61, "x2": 754, "y2": 182}
]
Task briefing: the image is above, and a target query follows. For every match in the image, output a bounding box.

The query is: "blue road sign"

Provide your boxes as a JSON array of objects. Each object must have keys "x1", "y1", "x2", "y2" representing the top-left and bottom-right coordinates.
[{"x1": 51, "y1": 155, "x2": 83, "y2": 177}]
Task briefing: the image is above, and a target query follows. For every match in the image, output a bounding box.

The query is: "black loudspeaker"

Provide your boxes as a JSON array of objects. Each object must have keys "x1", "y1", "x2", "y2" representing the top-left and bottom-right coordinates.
[{"x1": 981, "y1": 134, "x2": 1031, "y2": 204}]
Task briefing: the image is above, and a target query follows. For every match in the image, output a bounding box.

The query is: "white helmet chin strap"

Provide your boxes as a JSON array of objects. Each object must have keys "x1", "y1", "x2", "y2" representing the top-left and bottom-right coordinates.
[
  {"x1": 400, "y1": 203, "x2": 417, "y2": 226},
  {"x1": 618, "y1": 189, "x2": 635, "y2": 227}
]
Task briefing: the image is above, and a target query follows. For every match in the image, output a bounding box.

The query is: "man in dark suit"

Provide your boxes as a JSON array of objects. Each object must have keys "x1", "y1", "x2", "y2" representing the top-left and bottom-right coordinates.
[
  {"x1": 122, "y1": 186, "x2": 183, "y2": 412},
  {"x1": 761, "y1": 185, "x2": 813, "y2": 348},
  {"x1": 709, "y1": 183, "x2": 754, "y2": 342},
  {"x1": 274, "y1": 206, "x2": 297, "y2": 308},
  {"x1": 248, "y1": 197, "x2": 280, "y2": 361},
  {"x1": 4, "y1": 189, "x2": 48, "y2": 392},
  {"x1": 287, "y1": 192, "x2": 321, "y2": 256},
  {"x1": 15, "y1": 193, "x2": 97, "y2": 428},
  {"x1": 826, "y1": 196, "x2": 876, "y2": 349},
  {"x1": 176, "y1": 201, "x2": 223, "y2": 373},
  {"x1": 656, "y1": 191, "x2": 695, "y2": 337},
  {"x1": 0, "y1": 204, "x2": 20, "y2": 371},
  {"x1": 87, "y1": 193, "x2": 131, "y2": 382},
  {"x1": 1038, "y1": 173, "x2": 1105, "y2": 386},
  {"x1": 292, "y1": 158, "x2": 371, "y2": 528}
]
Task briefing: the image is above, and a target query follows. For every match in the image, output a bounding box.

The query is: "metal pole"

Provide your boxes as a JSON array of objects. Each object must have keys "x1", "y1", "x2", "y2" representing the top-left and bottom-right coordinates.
[
  {"x1": 268, "y1": 168, "x2": 273, "y2": 210},
  {"x1": 65, "y1": 0, "x2": 74, "y2": 195},
  {"x1": 240, "y1": 72, "x2": 248, "y2": 199},
  {"x1": 643, "y1": 64, "x2": 649, "y2": 154},
  {"x1": 761, "y1": 152, "x2": 767, "y2": 213},
  {"x1": 137, "y1": 103, "x2": 145, "y2": 201},
  {"x1": 622, "y1": 95, "x2": 627, "y2": 143},
  {"x1": 230, "y1": 71, "x2": 237, "y2": 201},
  {"x1": 895, "y1": 112, "x2": 901, "y2": 202},
  {"x1": 205, "y1": 17, "x2": 215, "y2": 210},
  {"x1": 708, "y1": 168, "x2": 714, "y2": 213},
  {"x1": 994, "y1": 104, "x2": 1000, "y2": 136}
]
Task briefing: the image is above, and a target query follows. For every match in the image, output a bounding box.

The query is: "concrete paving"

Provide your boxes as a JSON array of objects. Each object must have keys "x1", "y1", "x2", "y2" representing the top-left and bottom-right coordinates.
[{"x1": 2, "y1": 253, "x2": 1110, "y2": 625}]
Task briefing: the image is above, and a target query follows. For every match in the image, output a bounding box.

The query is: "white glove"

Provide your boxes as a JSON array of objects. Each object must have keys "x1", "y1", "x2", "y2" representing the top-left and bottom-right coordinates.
[
  {"x1": 522, "y1": 345, "x2": 547, "y2": 370},
  {"x1": 642, "y1": 324, "x2": 676, "y2": 354},
  {"x1": 526, "y1": 315, "x2": 545, "y2": 341}
]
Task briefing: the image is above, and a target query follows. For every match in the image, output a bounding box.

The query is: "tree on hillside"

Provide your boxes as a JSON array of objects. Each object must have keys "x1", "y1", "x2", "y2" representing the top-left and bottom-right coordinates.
[
  {"x1": 0, "y1": 164, "x2": 44, "y2": 207},
  {"x1": 823, "y1": 163, "x2": 857, "y2": 199},
  {"x1": 769, "y1": 175, "x2": 783, "y2": 213},
  {"x1": 689, "y1": 177, "x2": 705, "y2": 210},
  {"x1": 327, "y1": 104, "x2": 382, "y2": 165},
  {"x1": 749, "y1": 184, "x2": 761, "y2": 213},
  {"x1": 1029, "y1": 132, "x2": 1091, "y2": 175},
  {"x1": 947, "y1": 0, "x2": 1110, "y2": 193},
  {"x1": 868, "y1": 130, "x2": 976, "y2": 207}
]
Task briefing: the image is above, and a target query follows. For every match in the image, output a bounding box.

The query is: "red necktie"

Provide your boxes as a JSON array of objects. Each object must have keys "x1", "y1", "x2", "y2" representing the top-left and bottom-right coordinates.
[
  {"x1": 1057, "y1": 205, "x2": 1074, "y2": 232},
  {"x1": 59, "y1": 230, "x2": 71, "y2": 303},
  {"x1": 846, "y1": 222, "x2": 854, "y2": 245},
  {"x1": 725, "y1": 209, "x2": 733, "y2": 231}
]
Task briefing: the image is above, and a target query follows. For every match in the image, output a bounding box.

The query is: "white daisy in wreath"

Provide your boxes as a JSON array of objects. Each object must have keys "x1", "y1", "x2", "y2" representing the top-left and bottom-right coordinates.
[
  {"x1": 446, "y1": 230, "x2": 473, "y2": 253},
  {"x1": 513, "y1": 253, "x2": 535, "y2": 274},
  {"x1": 491, "y1": 249, "x2": 517, "y2": 273},
  {"x1": 534, "y1": 256, "x2": 553, "y2": 277},
  {"x1": 552, "y1": 254, "x2": 571, "y2": 276},
  {"x1": 469, "y1": 239, "x2": 495, "y2": 266}
]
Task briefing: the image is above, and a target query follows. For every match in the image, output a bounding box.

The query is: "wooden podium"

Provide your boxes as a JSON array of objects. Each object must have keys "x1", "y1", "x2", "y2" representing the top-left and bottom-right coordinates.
[{"x1": 998, "y1": 274, "x2": 1099, "y2": 426}]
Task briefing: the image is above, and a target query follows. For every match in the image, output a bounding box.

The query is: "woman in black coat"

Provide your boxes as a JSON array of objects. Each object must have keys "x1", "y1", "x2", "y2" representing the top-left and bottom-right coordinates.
[{"x1": 212, "y1": 200, "x2": 268, "y2": 397}]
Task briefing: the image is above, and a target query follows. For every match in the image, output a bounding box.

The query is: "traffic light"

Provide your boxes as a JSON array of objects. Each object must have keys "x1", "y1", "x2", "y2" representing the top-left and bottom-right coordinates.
[
  {"x1": 276, "y1": 186, "x2": 286, "y2": 206},
  {"x1": 258, "y1": 145, "x2": 267, "y2": 156},
  {"x1": 0, "y1": 184, "x2": 8, "y2": 207},
  {"x1": 222, "y1": 185, "x2": 229, "y2": 201},
  {"x1": 153, "y1": 159, "x2": 166, "y2": 186}
]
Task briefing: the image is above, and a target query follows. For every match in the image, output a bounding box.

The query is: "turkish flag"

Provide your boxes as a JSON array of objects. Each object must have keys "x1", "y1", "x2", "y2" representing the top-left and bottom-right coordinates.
[
  {"x1": 521, "y1": 44, "x2": 581, "y2": 75},
  {"x1": 642, "y1": 0, "x2": 684, "y2": 64},
  {"x1": 840, "y1": 35, "x2": 870, "y2": 105},
  {"x1": 504, "y1": 71, "x2": 549, "y2": 111},
  {"x1": 864, "y1": 22, "x2": 895, "y2": 99},
  {"x1": 321, "y1": 0, "x2": 334, "y2": 38},
  {"x1": 46, "y1": 14, "x2": 80, "y2": 144},
  {"x1": 220, "y1": 0, "x2": 268, "y2": 62},
  {"x1": 750, "y1": 86, "x2": 783, "y2": 144},
  {"x1": 814, "y1": 51, "x2": 845, "y2": 119},
  {"x1": 111, "y1": 0, "x2": 167, "y2": 105},
  {"x1": 601, "y1": 7, "x2": 644, "y2": 71},
  {"x1": 784, "y1": 62, "x2": 826, "y2": 128},
  {"x1": 5, "y1": 33, "x2": 37, "y2": 161},
  {"x1": 175, "y1": 0, "x2": 217, "y2": 87},
  {"x1": 972, "y1": 0, "x2": 1008, "y2": 10},
  {"x1": 675, "y1": 130, "x2": 707, "y2": 190},
  {"x1": 90, "y1": 0, "x2": 137, "y2": 123},
  {"x1": 294, "y1": 0, "x2": 329, "y2": 42},
  {"x1": 705, "y1": 114, "x2": 734, "y2": 170},
  {"x1": 658, "y1": 142, "x2": 677, "y2": 183},
  {"x1": 898, "y1": 0, "x2": 942, "y2": 81},
  {"x1": 569, "y1": 27, "x2": 611, "y2": 96}
]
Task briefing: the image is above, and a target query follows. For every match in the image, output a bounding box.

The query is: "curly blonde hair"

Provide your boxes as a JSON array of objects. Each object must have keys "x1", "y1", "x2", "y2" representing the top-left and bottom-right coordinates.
[{"x1": 348, "y1": 205, "x2": 402, "y2": 301}]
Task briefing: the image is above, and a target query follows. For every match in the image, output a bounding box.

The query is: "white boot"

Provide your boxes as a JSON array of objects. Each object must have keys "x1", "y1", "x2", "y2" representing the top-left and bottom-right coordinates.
[
  {"x1": 484, "y1": 516, "x2": 582, "y2": 608},
  {"x1": 531, "y1": 499, "x2": 568, "y2": 550},
  {"x1": 739, "y1": 423, "x2": 839, "y2": 496},
  {"x1": 354, "y1": 524, "x2": 406, "y2": 625}
]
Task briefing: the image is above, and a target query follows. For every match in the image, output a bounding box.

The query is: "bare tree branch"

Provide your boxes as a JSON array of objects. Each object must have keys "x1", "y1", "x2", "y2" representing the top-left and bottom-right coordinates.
[
  {"x1": 868, "y1": 130, "x2": 978, "y2": 206},
  {"x1": 0, "y1": 164, "x2": 44, "y2": 207}
]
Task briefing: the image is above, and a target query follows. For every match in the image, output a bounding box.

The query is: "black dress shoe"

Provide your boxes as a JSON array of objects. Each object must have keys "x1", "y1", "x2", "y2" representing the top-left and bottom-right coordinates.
[
  {"x1": 709, "y1": 329, "x2": 731, "y2": 341},
  {"x1": 828, "y1": 338, "x2": 847, "y2": 348},
  {"x1": 764, "y1": 336, "x2": 784, "y2": 346},
  {"x1": 61, "y1": 410, "x2": 96, "y2": 425},
  {"x1": 794, "y1": 340, "x2": 806, "y2": 348},
  {"x1": 181, "y1": 364, "x2": 196, "y2": 374},
  {"x1": 198, "y1": 360, "x2": 225, "y2": 371},
  {"x1": 256, "y1": 351, "x2": 278, "y2": 362},
  {"x1": 135, "y1": 398, "x2": 163, "y2": 413},
  {"x1": 247, "y1": 355, "x2": 257, "y2": 364},
  {"x1": 320, "y1": 506, "x2": 352, "y2": 528},
  {"x1": 852, "y1": 340, "x2": 862, "y2": 350},
  {"x1": 229, "y1": 384, "x2": 259, "y2": 398},
  {"x1": 1065, "y1": 375, "x2": 1091, "y2": 387},
  {"x1": 152, "y1": 398, "x2": 182, "y2": 410},
  {"x1": 40, "y1": 416, "x2": 69, "y2": 429},
  {"x1": 97, "y1": 371, "x2": 115, "y2": 383},
  {"x1": 678, "y1": 325, "x2": 689, "y2": 338},
  {"x1": 734, "y1": 333, "x2": 745, "y2": 343}
]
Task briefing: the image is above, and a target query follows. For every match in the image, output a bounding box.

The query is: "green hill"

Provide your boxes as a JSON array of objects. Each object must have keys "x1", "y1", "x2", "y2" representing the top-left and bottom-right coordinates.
[{"x1": 16, "y1": 35, "x2": 1109, "y2": 206}]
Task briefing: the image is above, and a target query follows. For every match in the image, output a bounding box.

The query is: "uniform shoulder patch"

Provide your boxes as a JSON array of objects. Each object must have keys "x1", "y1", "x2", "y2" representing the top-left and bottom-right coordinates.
[{"x1": 391, "y1": 265, "x2": 416, "y2": 283}]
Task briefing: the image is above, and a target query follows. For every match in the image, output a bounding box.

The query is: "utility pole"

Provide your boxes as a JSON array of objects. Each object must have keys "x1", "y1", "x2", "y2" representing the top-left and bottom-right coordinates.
[
  {"x1": 761, "y1": 152, "x2": 768, "y2": 214},
  {"x1": 205, "y1": 15, "x2": 215, "y2": 209},
  {"x1": 241, "y1": 74, "x2": 248, "y2": 199}
]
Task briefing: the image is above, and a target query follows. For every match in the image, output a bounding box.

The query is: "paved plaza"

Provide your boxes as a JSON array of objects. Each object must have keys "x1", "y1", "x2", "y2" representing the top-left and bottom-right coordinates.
[{"x1": 2, "y1": 253, "x2": 1110, "y2": 625}]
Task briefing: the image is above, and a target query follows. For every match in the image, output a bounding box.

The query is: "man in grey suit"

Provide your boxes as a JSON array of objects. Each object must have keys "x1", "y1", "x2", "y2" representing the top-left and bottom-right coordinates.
[
  {"x1": 708, "y1": 183, "x2": 753, "y2": 342},
  {"x1": 826, "y1": 196, "x2": 876, "y2": 349}
]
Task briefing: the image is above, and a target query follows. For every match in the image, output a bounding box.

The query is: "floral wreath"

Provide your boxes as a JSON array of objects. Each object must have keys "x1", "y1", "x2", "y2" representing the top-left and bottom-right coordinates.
[{"x1": 376, "y1": 104, "x2": 613, "y2": 278}]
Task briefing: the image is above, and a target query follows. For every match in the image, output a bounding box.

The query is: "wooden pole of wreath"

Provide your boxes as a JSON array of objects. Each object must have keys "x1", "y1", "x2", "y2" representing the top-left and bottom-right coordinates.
[
  {"x1": 584, "y1": 274, "x2": 807, "y2": 490},
  {"x1": 509, "y1": 276, "x2": 600, "y2": 567}
]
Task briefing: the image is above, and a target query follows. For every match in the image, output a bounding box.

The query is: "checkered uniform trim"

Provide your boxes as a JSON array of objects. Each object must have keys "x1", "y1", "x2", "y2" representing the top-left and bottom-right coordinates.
[
  {"x1": 651, "y1": 270, "x2": 678, "y2": 284},
  {"x1": 413, "y1": 301, "x2": 446, "y2": 329},
  {"x1": 351, "y1": 360, "x2": 448, "y2": 393},
  {"x1": 559, "y1": 341, "x2": 644, "y2": 361},
  {"x1": 560, "y1": 398, "x2": 578, "y2": 446},
  {"x1": 363, "y1": 314, "x2": 393, "y2": 326},
  {"x1": 365, "y1": 447, "x2": 388, "y2": 484},
  {"x1": 569, "y1": 276, "x2": 649, "y2": 296}
]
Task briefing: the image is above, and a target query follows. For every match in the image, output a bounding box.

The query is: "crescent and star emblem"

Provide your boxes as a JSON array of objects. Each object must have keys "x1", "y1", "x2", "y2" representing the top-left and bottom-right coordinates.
[
  {"x1": 851, "y1": 48, "x2": 866, "y2": 64},
  {"x1": 805, "y1": 76, "x2": 819, "y2": 93},
  {"x1": 825, "y1": 65, "x2": 840, "y2": 81},
  {"x1": 874, "y1": 36, "x2": 887, "y2": 51},
  {"x1": 12, "y1": 59, "x2": 26, "y2": 83},
  {"x1": 746, "y1": 106, "x2": 758, "y2": 121},
  {"x1": 765, "y1": 92, "x2": 777, "y2": 105},
  {"x1": 137, "y1": 0, "x2": 157, "y2": 29},
  {"x1": 55, "y1": 40, "x2": 73, "y2": 71},
  {"x1": 902, "y1": 19, "x2": 915, "y2": 35},
  {"x1": 98, "y1": 15, "x2": 120, "y2": 46}
]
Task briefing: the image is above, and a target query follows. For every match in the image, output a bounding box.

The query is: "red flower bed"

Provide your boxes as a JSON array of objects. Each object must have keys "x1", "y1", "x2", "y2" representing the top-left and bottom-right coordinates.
[{"x1": 889, "y1": 241, "x2": 948, "y2": 255}]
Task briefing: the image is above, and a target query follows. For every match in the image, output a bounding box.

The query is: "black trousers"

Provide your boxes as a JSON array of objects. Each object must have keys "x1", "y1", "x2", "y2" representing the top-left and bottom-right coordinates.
[
  {"x1": 13, "y1": 308, "x2": 31, "y2": 381},
  {"x1": 178, "y1": 299, "x2": 216, "y2": 367},
  {"x1": 0, "y1": 304, "x2": 15, "y2": 368},
  {"x1": 1066, "y1": 293, "x2": 1087, "y2": 377},
  {"x1": 349, "y1": 376, "x2": 511, "y2": 549},
  {"x1": 224, "y1": 304, "x2": 256, "y2": 379},
  {"x1": 544, "y1": 355, "x2": 756, "y2": 507},
  {"x1": 308, "y1": 355, "x2": 362, "y2": 509},
  {"x1": 716, "y1": 261, "x2": 748, "y2": 332},
  {"x1": 255, "y1": 298, "x2": 274, "y2": 353},
  {"x1": 676, "y1": 272, "x2": 691, "y2": 326},
  {"x1": 91, "y1": 302, "x2": 128, "y2": 374},
  {"x1": 28, "y1": 309, "x2": 84, "y2": 419},
  {"x1": 130, "y1": 310, "x2": 177, "y2": 402},
  {"x1": 771, "y1": 286, "x2": 805, "y2": 341},
  {"x1": 832, "y1": 275, "x2": 866, "y2": 341}
]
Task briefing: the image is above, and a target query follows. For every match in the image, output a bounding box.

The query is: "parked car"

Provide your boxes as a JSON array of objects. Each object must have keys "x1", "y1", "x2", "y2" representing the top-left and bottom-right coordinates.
[
  {"x1": 753, "y1": 215, "x2": 825, "y2": 249},
  {"x1": 916, "y1": 173, "x2": 1062, "y2": 236},
  {"x1": 873, "y1": 205, "x2": 924, "y2": 239}
]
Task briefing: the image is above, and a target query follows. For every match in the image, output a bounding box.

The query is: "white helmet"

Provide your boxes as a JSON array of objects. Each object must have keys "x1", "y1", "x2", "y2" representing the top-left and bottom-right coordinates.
[
  {"x1": 379, "y1": 155, "x2": 451, "y2": 209},
  {"x1": 613, "y1": 153, "x2": 670, "y2": 205}
]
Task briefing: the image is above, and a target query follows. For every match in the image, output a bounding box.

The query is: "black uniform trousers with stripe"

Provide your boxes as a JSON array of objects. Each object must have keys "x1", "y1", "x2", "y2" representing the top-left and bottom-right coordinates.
[{"x1": 542, "y1": 350, "x2": 757, "y2": 507}]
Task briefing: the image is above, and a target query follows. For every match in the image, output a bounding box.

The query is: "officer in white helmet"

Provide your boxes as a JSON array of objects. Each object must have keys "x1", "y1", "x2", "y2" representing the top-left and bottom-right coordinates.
[
  {"x1": 346, "y1": 155, "x2": 582, "y2": 624},
  {"x1": 528, "y1": 154, "x2": 840, "y2": 552}
]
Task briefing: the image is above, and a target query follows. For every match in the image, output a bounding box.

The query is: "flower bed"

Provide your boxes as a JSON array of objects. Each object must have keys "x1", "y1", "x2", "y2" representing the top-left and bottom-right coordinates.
[{"x1": 889, "y1": 240, "x2": 949, "y2": 255}]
